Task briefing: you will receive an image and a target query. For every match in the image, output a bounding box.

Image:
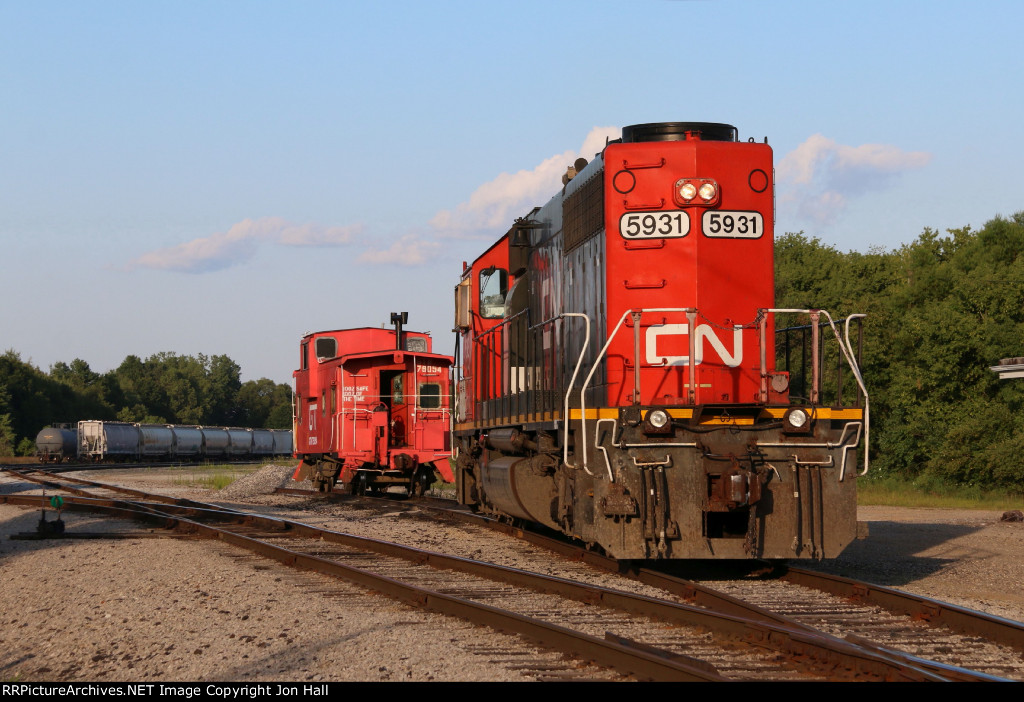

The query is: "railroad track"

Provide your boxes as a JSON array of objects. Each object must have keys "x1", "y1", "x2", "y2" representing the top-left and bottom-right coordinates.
[
  {"x1": 276, "y1": 483, "x2": 1024, "y2": 680},
  {"x1": 2, "y1": 467, "x2": 1020, "y2": 681}
]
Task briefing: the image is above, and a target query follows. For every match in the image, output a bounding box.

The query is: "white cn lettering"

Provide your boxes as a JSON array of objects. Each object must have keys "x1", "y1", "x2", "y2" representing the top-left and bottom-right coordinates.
[{"x1": 645, "y1": 323, "x2": 743, "y2": 368}]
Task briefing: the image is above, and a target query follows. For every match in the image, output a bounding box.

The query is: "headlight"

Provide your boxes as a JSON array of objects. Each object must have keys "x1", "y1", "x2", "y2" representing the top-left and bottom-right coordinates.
[
  {"x1": 648, "y1": 409, "x2": 669, "y2": 428},
  {"x1": 678, "y1": 182, "x2": 697, "y2": 201},
  {"x1": 783, "y1": 408, "x2": 812, "y2": 433},
  {"x1": 698, "y1": 182, "x2": 717, "y2": 200}
]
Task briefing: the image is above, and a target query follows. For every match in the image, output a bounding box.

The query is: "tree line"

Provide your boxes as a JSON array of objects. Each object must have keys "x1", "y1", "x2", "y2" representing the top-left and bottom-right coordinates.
[
  {"x1": 776, "y1": 211, "x2": 1024, "y2": 490},
  {"x1": 0, "y1": 351, "x2": 292, "y2": 456},
  {"x1": 5, "y1": 211, "x2": 1024, "y2": 488}
]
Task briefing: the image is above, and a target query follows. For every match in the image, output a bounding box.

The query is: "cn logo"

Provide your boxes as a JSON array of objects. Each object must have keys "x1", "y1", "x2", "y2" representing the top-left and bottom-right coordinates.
[{"x1": 645, "y1": 324, "x2": 744, "y2": 367}]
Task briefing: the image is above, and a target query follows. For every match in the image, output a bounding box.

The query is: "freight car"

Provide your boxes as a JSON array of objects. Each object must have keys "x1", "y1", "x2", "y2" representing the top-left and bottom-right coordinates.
[
  {"x1": 452, "y1": 121, "x2": 869, "y2": 560},
  {"x1": 292, "y1": 314, "x2": 454, "y2": 495},
  {"x1": 34, "y1": 425, "x2": 78, "y2": 462},
  {"x1": 57, "y1": 420, "x2": 294, "y2": 462}
]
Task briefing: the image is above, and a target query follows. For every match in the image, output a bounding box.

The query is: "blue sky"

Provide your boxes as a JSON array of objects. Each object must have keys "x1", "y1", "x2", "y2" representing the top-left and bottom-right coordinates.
[{"x1": 2, "y1": 0, "x2": 1021, "y2": 386}]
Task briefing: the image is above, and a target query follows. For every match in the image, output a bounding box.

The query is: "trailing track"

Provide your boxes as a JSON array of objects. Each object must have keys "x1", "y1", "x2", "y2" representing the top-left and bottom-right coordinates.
[
  {"x1": 2, "y1": 467, "x2": 1021, "y2": 681},
  {"x1": 278, "y1": 483, "x2": 1024, "y2": 680}
]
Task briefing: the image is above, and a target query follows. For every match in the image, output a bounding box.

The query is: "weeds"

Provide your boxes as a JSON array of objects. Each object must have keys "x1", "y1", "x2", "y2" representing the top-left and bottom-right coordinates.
[
  {"x1": 170, "y1": 463, "x2": 254, "y2": 490},
  {"x1": 858, "y1": 473, "x2": 1024, "y2": 510}
]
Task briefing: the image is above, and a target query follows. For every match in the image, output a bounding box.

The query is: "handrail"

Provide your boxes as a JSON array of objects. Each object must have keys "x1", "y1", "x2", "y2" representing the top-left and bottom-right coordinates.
[
  {"x1": 578, "y1": 308, "x2": 698, "y2": 479},
  {"x1": 558, "y1": 313, "x2": 592, "y2": 473},
  {"x1": 764, "y1": 308, "x2": 870, "y2": 477}
]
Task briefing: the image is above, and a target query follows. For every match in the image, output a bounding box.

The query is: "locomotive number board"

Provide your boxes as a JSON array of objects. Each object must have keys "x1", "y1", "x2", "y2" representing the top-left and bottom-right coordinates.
[
  {"x1": 619, "y1": 211, "x2": 690, "y2": 239},
  {"x1": 702, "y1": 211, "x2": 764, "y2": 238}
]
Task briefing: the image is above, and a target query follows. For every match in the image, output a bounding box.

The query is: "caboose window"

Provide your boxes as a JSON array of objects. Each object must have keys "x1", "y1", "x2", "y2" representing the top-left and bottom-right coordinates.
[
  {"x1": 315, "y1": 337, "x2": 337, "y2": 360},
  {"x1": 479, "y1": 267, "x2": 508, "y2": 319},
  {"x1": 418, "y1": 383, "x2": 441, "y2": 408}
]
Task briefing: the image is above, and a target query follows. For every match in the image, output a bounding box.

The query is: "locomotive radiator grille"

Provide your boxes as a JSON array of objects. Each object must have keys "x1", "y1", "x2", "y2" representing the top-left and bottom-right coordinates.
[{"x1": 563, "y1": 173, "x2": 604, "y2": 253}]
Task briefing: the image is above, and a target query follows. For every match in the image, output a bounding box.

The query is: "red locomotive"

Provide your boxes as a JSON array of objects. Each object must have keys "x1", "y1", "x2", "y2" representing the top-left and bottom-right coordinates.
[
  {"x1": 453, "y1": 122, "x2": 869, "y2": 559},
  {"x1": 293, "y1": 313, "x2": 454, "y2": 495}
]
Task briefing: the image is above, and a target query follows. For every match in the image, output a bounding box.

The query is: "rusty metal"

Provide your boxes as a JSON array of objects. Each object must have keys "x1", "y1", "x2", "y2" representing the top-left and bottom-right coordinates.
[
  {"x1": 777, "y1": 565, "x2": 1024, "y2": 653},
  {"x1": 7, "y1": 471, "x2": 1012, "y2": 681}
]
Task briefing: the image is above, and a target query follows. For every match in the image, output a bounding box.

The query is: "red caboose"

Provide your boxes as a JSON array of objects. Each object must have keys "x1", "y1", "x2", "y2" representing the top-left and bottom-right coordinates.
[
  {"x1": 453, "y1": 122, "x2": 868, "y2": 559},
  {"x1": 293, "y1": 313, "x2": 453, "y2": 494}
]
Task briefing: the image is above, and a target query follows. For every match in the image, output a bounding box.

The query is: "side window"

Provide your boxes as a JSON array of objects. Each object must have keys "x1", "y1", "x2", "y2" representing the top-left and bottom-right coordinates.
[
  {"x1": 418, "y1": 383, "x2": 442, "y2": 408},
  {"x1": 315, "y1": 336, "x2": 337, "y2": 360},
  {"x1": 479, "y1": 267, "x2": 508, "y2": 319}
]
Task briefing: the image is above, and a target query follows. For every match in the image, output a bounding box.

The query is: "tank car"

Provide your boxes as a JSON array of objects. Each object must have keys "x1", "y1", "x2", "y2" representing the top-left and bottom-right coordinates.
[
  {"x1": 35, "y1": 425, "x2": 78, "y2": 462},
  {"x1": 452, "y1": 121, "x2": 869, "y2": 560},
  {"x1": 292, "y1": 314, "x2": 454, "y2": 494}
]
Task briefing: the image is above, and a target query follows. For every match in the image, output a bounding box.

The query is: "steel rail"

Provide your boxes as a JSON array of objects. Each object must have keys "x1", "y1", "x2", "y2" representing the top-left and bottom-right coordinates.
[
  {"x1": 4, "y1": 471, "x2": 1008, "y2": 681},
  {"x1": 278, "y1": 488, "x2": 1020, "y2": 681},
  {"x1": 360, "y1": 490, "x2": 1024, "y2": 661},
  {"x1": 0, "y1": 491, "x2": 954, "y2": 682},
  {"x1": 0, "y1": 493, "x2": 719, "y2": 682},
  {"x1": 774, "y1": 564, "x2": 1024, "y2": 653}
]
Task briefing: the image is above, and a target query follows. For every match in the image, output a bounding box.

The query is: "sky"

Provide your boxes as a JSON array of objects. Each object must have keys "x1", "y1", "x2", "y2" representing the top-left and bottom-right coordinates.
[{"x1": 1, "y1": 0, "x2": 1021, "y2": 386}]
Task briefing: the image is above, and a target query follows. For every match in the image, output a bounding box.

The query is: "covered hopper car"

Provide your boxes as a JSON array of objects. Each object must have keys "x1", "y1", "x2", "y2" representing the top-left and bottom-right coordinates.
[
  {"x1": 452, "y1": 121, "x2": 869, "y2": 560},
  {"x1": 36, "y1": 421, "x2": 293, "y2": 462}
]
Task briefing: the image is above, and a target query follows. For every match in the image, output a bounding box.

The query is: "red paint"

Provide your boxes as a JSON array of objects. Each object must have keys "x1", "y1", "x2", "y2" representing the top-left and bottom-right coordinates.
[{"x1": 293, "y1": 326, "x2": 453, "y2": 484}]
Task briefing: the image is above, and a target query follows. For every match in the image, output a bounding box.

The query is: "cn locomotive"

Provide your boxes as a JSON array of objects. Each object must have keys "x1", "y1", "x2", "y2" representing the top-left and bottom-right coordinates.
[
  {"x1": 452, "y1": 122, "x2": 869, "y2": 560},
  {"x1": 292, "y1": 314, "x2": 454, "y2": 495}
]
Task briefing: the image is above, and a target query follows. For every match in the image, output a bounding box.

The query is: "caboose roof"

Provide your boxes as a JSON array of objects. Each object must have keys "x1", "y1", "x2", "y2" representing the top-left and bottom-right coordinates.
[
  {"x1": 300, "y1": 327, "x2": 432, "y2": 339},
  {"x1": 336, "y1": 350, "x2": 452, "y2": 365}
]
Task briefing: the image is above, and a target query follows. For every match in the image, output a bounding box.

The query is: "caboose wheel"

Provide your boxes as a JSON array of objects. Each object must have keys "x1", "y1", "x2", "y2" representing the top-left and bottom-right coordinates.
[{"x1": 353, "y1": 472, "x2": 369, "y2": 496}]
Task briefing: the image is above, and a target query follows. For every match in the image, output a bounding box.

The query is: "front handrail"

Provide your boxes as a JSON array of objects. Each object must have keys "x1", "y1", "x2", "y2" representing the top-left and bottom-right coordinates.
[
  {"x1": 763, "y1": 309, "x2": 870, "y2": 477},
  {"x1": 578, "y1": 308, "x2": 698, "y2": 479},
  {"x1": 573, "y1": 307, "x2": 868, "y2": 480}
]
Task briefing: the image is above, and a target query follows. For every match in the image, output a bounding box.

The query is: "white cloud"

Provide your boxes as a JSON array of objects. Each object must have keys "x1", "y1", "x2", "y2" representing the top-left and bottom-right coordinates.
[
  {"x1": 128, "y1": 217, "x2": 363, "y2": 273},
  {"x1": 777, "y1": 134, "x2": 931, "y2": 225},
  {"x1": 430, "y1": 125, "x2": 620, "y2": 239},
  {"x1": 357, "y1": 233, "x2": 443, "y2": 266}
]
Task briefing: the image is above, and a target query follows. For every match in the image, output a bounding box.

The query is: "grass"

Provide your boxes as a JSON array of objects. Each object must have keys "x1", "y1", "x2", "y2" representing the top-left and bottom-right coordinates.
[
  {"x1": 858, "y1": 473, "x2": 1024, "y2": 511},
  {"x1": 170, "y1": 463, "x2": 256, "y2": 491}
]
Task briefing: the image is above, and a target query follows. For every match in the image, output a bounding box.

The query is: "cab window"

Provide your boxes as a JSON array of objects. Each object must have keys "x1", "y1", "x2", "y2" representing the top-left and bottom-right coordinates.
[{"x1": 479, "y1": 267, "x2": 508, "y2": 319}]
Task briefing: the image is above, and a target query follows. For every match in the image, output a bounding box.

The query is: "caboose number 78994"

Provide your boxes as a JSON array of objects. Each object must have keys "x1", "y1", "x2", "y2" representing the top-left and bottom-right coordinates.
[
  {"x1": 452, "y1": 122, "x2": 869, "y2": 560},
  {"x1": 293, "y1": 314, "x2": 454, "y2": 495}
]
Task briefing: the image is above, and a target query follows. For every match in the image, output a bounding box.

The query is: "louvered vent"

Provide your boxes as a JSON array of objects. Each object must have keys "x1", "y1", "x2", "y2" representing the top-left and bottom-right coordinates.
[{"x1": 563, "y1": 173, "x2": 604, "y2": 253}]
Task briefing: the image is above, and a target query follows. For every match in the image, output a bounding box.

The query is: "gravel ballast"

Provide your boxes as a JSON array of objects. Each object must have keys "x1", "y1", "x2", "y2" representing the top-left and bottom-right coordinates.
[{"x1": 2, "y1": 464, "x2": 1023, "y2": 681}]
